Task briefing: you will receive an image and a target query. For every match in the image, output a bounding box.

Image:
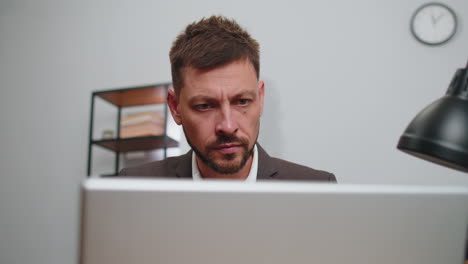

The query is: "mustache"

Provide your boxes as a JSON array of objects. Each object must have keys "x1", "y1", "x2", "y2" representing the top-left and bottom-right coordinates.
[{"x1": 207, "y1": 134, "x2": 249, "y2": 149}]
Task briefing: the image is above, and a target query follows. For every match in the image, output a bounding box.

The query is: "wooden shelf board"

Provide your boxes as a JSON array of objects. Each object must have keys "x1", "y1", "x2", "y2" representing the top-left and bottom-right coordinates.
[
  {"x1": 93, "y1": 135, "x2": 178, "y2": 152},
  {"x1": 94, "y1": 84, "x2": 171, "y2": 107}
]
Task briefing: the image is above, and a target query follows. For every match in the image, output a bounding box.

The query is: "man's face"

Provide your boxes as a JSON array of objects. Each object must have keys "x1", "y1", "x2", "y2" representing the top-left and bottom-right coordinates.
[{"x1": 168, "y1": 59, "x2": 264, "y2": 175}]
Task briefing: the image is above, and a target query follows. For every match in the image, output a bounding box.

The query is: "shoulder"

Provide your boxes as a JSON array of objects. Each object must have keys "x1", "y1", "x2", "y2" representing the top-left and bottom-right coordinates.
[
  {"x1": 256, "y1": 144, "x2": 336, "y2": 182},
  {"x1": 270, "y1": 157, "x2": 336, "y2": 182},
  {"x1": 118, "y1": 152, "x2": 190, "y2": 178},
  {"x1": 118, "y1": 159, "x2": 169, "y2": 177}
]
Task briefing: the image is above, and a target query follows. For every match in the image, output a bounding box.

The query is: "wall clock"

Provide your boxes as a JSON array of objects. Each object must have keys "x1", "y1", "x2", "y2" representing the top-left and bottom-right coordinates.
[{"x1": 410, "y1": 2, "x2": 457, "y2": 46}]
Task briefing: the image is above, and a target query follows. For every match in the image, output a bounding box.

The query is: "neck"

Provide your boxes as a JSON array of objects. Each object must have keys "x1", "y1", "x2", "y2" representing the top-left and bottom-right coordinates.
[{"x1": 196, "y1": 155, "x2": 253, "y2": 180}]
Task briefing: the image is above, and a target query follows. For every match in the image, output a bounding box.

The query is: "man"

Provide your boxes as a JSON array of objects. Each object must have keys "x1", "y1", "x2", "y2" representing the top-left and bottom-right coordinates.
[{"x1": 119, "y1": 15, "x2": 335, "y2": 182}]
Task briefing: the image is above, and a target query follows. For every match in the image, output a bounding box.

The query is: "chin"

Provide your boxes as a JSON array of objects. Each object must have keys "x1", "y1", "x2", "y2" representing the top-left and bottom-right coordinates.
[{"x1": 212, "y1": 153, "x2": 249, "y2": 174}]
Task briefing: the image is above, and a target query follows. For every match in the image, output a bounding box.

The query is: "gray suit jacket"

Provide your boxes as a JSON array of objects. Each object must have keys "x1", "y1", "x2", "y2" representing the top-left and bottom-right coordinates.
[{"x1": 119, "y1": 144, "x2": 336, "y2": 182}]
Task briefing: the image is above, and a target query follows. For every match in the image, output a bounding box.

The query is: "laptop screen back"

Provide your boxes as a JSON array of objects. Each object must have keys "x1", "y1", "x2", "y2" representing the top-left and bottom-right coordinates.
[{"x1": 80, "y1": 179, "x2": 468, "y2": 264}]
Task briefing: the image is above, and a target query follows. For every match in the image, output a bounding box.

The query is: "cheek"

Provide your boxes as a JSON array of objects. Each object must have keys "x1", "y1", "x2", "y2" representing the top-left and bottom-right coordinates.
[
  {"x1": 182, "y1": 114, "x2": 214, "y2": 140},
  {"x1": 240, "y1": 110, "x2": 261, "y2": 134}
]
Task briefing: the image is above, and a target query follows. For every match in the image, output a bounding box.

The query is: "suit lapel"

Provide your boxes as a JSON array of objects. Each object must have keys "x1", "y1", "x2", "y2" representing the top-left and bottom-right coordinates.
[
  {"x1": 256, "y1": 144, "x2": 279, "y2": 180},
  {"x1": 175, "y1": 150, "x2": 193, "y2": 178}
]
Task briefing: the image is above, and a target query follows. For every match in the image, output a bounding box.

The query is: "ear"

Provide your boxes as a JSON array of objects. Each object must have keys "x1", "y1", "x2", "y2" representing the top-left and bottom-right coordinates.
[
  {"x1": 258, "y1": 80, "x2": 265, "y2": 116},
  {"x1": 167, "y1": 89, "x2": 182, "y2": 125}
]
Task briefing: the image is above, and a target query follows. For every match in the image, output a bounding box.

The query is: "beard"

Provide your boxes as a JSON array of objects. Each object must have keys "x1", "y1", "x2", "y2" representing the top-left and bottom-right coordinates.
[{"x1": 184, "y1": 128, "x2": 257, "y2": 174}]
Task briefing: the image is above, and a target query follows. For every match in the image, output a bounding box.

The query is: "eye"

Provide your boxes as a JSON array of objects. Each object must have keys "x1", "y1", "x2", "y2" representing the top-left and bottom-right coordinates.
[
  {"x1": 237, "y1": 99, "x2": 251, "y2": 106},
  {"x1": 194, "y1": 104, "x2": 212, "y2": 111}
]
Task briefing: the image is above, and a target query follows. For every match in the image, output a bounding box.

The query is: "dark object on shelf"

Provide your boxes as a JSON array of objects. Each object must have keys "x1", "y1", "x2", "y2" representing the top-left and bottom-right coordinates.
[
  {"x1": 397, "y1": 59, "x2": 468, "y2": 172},
  {"x1": 87, "y1": 83, "x2": 178, "y2": 176}
]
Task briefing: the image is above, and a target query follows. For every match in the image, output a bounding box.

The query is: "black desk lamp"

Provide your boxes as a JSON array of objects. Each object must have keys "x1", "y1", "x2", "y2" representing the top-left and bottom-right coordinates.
[{"x1": 397, "y1": 60, "x2": 468, "y2": 172}]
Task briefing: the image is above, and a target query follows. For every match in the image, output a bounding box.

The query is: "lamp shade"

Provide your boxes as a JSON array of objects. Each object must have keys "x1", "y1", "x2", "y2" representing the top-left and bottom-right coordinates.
[{"x1": 397, "y1": 62, "x2": 468, "y2": 172}]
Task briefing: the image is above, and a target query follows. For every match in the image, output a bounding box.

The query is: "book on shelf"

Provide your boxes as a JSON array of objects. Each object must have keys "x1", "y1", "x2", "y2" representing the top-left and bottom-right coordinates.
[
  {"x1": 120, "y1": 112, "x2": 165, "y2": 138},
  {"x1": 120, "y1": 112, "x2": 164, "y2": 126}
]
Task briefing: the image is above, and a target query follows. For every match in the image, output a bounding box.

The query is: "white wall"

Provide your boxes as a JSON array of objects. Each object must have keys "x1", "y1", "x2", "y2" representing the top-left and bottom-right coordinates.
[{"x1": 1, "y1": 0, "x2": 468, "y2": 263}]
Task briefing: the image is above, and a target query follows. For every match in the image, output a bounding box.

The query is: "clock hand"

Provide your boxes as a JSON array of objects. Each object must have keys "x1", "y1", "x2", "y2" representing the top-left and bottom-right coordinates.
[
  {"x1": 428, "y1": 9, "x2": 434, "y2": 25},
  {"x1": 430, "y1": 13, "x2": 437, "y2": 25},
  {"x1": 434, "y1": 14, "x2": 445, "y2": 24}
]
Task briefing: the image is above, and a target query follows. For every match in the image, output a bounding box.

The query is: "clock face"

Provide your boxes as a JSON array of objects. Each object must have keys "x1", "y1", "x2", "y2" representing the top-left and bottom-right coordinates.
[{"x1": 411, "y1": 3, "x2": 457, "y2": 45}]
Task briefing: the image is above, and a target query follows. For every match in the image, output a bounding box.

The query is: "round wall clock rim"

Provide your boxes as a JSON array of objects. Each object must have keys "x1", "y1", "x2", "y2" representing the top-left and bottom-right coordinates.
[{"x1": 410, "y1": 2, "x2": 458, "y2": 46}]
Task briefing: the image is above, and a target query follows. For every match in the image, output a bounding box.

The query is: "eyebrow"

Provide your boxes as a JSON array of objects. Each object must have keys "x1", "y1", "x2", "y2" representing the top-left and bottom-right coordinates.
[
  {"x1": 233, "y1": 90, "x2": 257, "y2": 99},
  {"x1": 188, "y1": 90, "x2": 257, "y2": 105},
  {"x1": 188, "y1": 95, "x2": 216, "y2": 105}
]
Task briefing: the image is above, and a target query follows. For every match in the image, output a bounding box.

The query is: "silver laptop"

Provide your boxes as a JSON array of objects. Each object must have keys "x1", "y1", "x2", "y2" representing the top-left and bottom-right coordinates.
[{"x1": 80, "y1": 178, "x2": 468, "y2": 264}]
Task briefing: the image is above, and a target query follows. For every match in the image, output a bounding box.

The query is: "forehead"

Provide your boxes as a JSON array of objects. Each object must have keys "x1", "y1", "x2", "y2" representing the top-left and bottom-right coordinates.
[{"x1": 180, "y1": 59, "x2": 258, "y2": 98}]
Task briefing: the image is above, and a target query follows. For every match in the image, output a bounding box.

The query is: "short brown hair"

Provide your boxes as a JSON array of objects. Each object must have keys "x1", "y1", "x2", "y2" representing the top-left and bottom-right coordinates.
[{"x1": 169, "y1": 15, "x2": 260, "y2": 95}]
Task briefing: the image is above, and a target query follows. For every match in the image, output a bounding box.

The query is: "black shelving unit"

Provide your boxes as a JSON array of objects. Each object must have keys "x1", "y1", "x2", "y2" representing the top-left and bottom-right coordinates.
[{"x1": 87, "y1": 83, "x2": 178, "y2": 176}]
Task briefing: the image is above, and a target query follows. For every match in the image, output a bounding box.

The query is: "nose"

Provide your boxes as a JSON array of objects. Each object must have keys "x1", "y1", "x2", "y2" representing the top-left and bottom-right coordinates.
[{"x1": 215, "y1": 104, "x2": 238, "y2": 136}]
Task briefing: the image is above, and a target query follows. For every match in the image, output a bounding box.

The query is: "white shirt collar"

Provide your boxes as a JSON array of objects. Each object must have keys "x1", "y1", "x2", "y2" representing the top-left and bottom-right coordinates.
[{"x1": 192, "y1": 145, "x2": 258, "y2": 182}]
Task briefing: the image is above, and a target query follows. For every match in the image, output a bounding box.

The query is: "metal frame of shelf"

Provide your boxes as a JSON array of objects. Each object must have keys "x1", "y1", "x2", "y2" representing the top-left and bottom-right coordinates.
[{"x1": 87, "y1": 83, "x2": 178, "y2": 176}]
